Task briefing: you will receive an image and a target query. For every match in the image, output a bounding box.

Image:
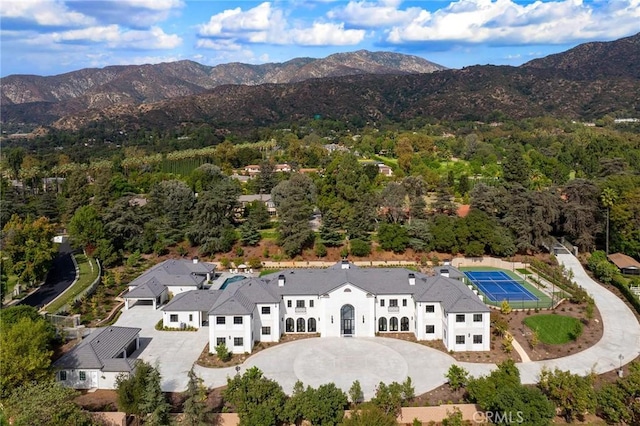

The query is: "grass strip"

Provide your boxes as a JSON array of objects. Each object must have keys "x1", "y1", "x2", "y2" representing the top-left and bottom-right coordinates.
[{"x1": 45, "y1": 254, "x2": 99, "y2": 314}]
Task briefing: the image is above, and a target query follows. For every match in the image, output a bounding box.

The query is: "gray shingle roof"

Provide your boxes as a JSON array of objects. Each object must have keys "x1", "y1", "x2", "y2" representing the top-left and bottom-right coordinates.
[
  {"x1": 124, "y1": 278, "x2": 166, "y2": 299},
  {"x1": 260, "y1": 263, "x2": 488, "y2": 313},
  {"x1": 168, "y1": 262, "x2": 487, "y2": 316},
  {"x1": 163, "y1": 290, "x2": 223, "y2": 312},
  {"x1": 54, "y1": 326, "x2": 140, "y2": 371},
  {"x1": 128, "y1": 259, "x2": 214, "y2": 289},
  {"x1": 415, "y1": 276, "x2": 488, "y2": 313},
  {"x1": 210, "y1": 289, "x2": 255, "y2": 315}
]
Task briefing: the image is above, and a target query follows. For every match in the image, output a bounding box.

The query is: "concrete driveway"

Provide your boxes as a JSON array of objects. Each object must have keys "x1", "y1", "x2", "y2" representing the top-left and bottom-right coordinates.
[
  {"x1": 115, "y1": 305, "x2": 209, "y2": 392},
  {"x1": 195, "y1": 337, "x2": 456, "y2": 399}
]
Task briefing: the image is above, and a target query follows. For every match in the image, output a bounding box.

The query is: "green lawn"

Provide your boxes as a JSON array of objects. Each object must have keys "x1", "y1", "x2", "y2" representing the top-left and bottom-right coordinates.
[
  {"x1": 45, "y1": 254, "x2": 99, "y2": 314},
  {"x1": 259, "y1": 229, "x2": 279, "y2": 240},
  {"x1": 523, "y1": 314, "x2": 583, "y2": 344},
  {"x1": 259, "y1": 269, "x2": 281, "y2": 277},
  {"x1": 4, "y1": 274, "x2": 19, "y2": 301}
]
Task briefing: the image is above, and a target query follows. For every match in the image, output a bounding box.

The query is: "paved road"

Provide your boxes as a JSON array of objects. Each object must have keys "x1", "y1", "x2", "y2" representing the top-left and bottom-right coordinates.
[{"x1": 18, "y1": 241, "x2": 76, "y2": 308}]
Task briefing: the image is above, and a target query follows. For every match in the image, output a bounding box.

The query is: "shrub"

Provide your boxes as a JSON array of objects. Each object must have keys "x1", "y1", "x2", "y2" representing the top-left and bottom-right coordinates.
[
  {"x1": 215, "y1": 343, "x2": 232, "y2": 362},
  {"x1": 445, "y1": 365, "x2": 469, "y2": 391},
  {"x1": 314, "y1": 242, "x2": 327, "y2": 258},
  {"x1": 349, "y1": 239, "x2": 371, "y2": 257}
]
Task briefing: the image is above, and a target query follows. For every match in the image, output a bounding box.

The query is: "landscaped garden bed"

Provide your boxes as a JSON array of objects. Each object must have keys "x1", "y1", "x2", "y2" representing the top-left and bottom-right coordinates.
[{"x1": 196, "y1": 333, "x2": 320, "y2": 368}]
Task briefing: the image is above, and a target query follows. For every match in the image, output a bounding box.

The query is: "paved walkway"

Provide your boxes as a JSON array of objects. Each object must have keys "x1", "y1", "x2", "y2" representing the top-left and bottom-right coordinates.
[{"x1": 122, "y1": 253, "x2": 640, "y2": 395}]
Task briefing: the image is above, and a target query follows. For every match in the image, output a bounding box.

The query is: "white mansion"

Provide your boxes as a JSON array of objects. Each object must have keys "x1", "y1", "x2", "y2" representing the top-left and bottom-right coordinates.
[{"x1": 159, "y1": 260, "x2": 490, "y2": 353}]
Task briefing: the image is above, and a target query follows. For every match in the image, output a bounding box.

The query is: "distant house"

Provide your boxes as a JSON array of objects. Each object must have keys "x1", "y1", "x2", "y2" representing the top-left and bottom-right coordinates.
[
  {"x1": 244, "y1": 165, "x2": 261, "y2": 176},
  {"x1": 323, "y1": 143, "x2": 349, "y2": 153},
  {"x1": 377, "y1": 163, "x2": 394, "y2": 177},
  {"x1": 275, "y1": 163, "x2": 292, "y2": 173},
  {"x1": 608, "y1": 253, "x2": 640, "y2": 275},
  {"x1": 238, "y1": 194, "x2": 277, "y2": 216},
  {"x1": 123, "y1": 259, "x2": 215, "y2": 309},
  {"x1": 54, "y1": 326, "x2": 141, "y2": 389}
]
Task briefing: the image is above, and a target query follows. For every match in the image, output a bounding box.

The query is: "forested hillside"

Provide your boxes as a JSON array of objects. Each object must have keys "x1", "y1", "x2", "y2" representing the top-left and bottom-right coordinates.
[{"x1": 2, "y1": 117, "x2": 639, "y2": 279}]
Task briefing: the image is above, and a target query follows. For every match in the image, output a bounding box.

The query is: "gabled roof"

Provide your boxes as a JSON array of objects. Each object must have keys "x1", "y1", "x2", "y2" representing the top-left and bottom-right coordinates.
[
  {"x1": 210, "y1": 290, "x2": 255, "y2": 315},
  {"x1": 415, "y1": 276, "x2": 487, "y2": 313},
  {"x1": 54, "y1": 326, "x2": 140, "y2": 371},
  {"x1": 260, "y1": 264, "x2": 488, "y2": 313},
  {"x1": 163, "y1": 290, "x2": 223, "y2": 312},
  {"x1": 124, "y1": 278, "x2": 167, "y2": 299},
  {"x1": 165, "y1": 262, "x2": 487, "y2": 316},
  {"x1": 128, "y1": 259, "x2": 214, "y2": 288},
  {"x1": 608, "y1": 253, "x2": 640, "y2": 270}
]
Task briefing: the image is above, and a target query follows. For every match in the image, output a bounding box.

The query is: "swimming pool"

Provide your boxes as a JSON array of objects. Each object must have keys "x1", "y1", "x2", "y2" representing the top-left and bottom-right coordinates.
[{"x1": 220, "y1": 275, "x2": 247, "y2": 289}]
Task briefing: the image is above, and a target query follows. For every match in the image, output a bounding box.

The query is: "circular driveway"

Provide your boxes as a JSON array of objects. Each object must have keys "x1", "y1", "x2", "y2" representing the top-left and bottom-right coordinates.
[{"x1": 197, "y1": 337, "x2": 456, "y2": 399}]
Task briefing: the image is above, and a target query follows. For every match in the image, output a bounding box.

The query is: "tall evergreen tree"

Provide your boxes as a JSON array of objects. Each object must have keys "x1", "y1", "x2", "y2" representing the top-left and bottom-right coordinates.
[
  {"x1": 183, "y1": 367, "x2": 210, "y2": 426},
  {"x1": 140, "y1": 365, "x2": 170, "y2": 426},
  {"x1": 319, "y1": 209, "x2": 343, "y2": 247},
  {"x1": 271, "y1": 174, "x2": 316, "y2": 257}
]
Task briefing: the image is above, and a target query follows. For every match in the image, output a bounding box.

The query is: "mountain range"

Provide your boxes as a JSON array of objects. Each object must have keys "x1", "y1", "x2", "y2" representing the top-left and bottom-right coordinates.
[
  {"x1": 1, "y1": 33, "x2": 639, "y2": 135},
  {"x1": 0, "y1": 51, "x2": 444, "y2": 127}
]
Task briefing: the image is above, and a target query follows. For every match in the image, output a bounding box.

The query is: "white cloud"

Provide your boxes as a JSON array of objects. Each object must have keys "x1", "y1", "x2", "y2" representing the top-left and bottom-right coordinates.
[
  {"x1": 290, "y1": 22, "x2": 365, "y2": 45},
  {"x1": 327, "y1": 0, "x2": 421, "y2": 28},
  {"x1": 386, "y1": 0, "x2": 640, "y2": 45},
  {"x1": 1, "y1": 0, "x2": 95, "y2": 27},
  {"x1": 198, "y1": 2, "x2": 283, "y2": 37},
  {"x1": 196, "y1": 38, "x2": 243, "y2": 51},
  {"x1": 197, "y1": 2, "x2": 365, "y2": 48},
  {"x1": 47, "y1": 25, "x2": 182, "y2": 49},
  {"x1": 117, "y1": 0, "x2": 184, "y2": 11}
]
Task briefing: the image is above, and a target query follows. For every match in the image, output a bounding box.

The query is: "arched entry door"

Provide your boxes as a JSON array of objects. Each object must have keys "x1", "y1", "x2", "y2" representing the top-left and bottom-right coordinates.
[{"x1": 341, "y1": 304, "x2": 355, "y2": 336}]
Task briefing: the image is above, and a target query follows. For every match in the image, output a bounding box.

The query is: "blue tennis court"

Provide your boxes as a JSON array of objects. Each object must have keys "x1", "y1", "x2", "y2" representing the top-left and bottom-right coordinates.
[{"x1": 464, "y1": 271, "x2": 539, "y2": 303}]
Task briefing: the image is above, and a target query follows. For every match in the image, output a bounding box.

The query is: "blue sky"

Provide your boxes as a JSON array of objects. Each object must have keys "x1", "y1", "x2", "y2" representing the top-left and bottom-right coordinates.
[{"x1": 1, "y1": 0, "x2": 639, "y2": 77}]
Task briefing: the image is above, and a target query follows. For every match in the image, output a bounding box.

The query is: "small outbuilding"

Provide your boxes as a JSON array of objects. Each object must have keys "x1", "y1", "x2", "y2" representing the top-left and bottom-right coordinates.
[
  {"x1": 608, "y1": 253, "x2": 640, "y2": 275},
  {"x1": 54, "y1": 326, "x2": 141, "y2": 389}
]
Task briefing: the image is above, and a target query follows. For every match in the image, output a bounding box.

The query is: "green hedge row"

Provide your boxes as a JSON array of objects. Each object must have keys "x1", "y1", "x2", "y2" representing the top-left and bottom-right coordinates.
[{"x1": 610, "y1": 274, "x2": 640, "y2": 315}]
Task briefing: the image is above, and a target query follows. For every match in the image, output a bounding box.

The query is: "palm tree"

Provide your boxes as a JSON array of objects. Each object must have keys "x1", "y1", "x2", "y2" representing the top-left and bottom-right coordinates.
[{"x1": 600, "y1": 187, "x2": 618, "y2": 255}]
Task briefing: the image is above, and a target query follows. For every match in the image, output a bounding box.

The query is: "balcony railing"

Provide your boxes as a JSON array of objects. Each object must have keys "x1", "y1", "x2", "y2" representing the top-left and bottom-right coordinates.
[
  {"x1": 388, "y1": 306, "x2": 400, "y2": 313},
  {"x1": 295, "y1": 307, "x2": 307, "y2": 314}
]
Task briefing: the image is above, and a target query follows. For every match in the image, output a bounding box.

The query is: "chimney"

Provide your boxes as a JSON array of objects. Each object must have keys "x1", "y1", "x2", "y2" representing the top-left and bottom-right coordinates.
[
  {"x1": 341, "y1": 260, "x2": 350, "y2": 270},
  {"x1": 408, "y1": 273, "x2": 416, "y2": 286},
  {"x1": 278, "y1": 274, "x2": 285, "y2": 287},
  {"x1": 440, "y1": 268, "x2": 450, "y2": 278},
  {"x1": 192, "y1": 256, "x2": 199, "y2": 264}
]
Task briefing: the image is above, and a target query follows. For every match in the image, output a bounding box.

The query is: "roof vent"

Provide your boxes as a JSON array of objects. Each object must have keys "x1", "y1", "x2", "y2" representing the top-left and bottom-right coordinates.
[
  {"x1": 408, "y1": 273, "x2": 416, "y2": 285},
  {"x1": 341, "y1": 260, "x2": 350, "y2": 270},
  {"x1": 278, "y1": 274, "x2": 285, "y2": 287}
]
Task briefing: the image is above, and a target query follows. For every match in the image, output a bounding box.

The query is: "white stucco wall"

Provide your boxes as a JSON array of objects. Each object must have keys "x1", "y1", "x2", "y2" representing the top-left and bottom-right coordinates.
[
  {"x1": 254, "y1": 303, "x2": 281, "y2": 343},
  {"x1": 57, "y1": 369, "x2": 101, "y2": 389},
  {"x1": 163, "y1": 310, "x2": 203, "y2": 329},
  {"x1": 375, "y1": 293, "x2": 416, "y2": 334},
  {"x1": 415, "y1": 302, "x2": 445, "y2": 341},
  {"x1": 209, "y1": 314, "x2": 253, "y2": 354},
  {"x1": 444, "y1": 311, "x2": 490, "y2": 351},
  {"x1": 282, "y1": 295, "x2": 322, "y2": 334},
  {"x1": 167, "y1": 285, "x2": 199, "y2": 295},
  {"x1": 319, "y1": 283, "x2": 376, "y2": 337}
]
